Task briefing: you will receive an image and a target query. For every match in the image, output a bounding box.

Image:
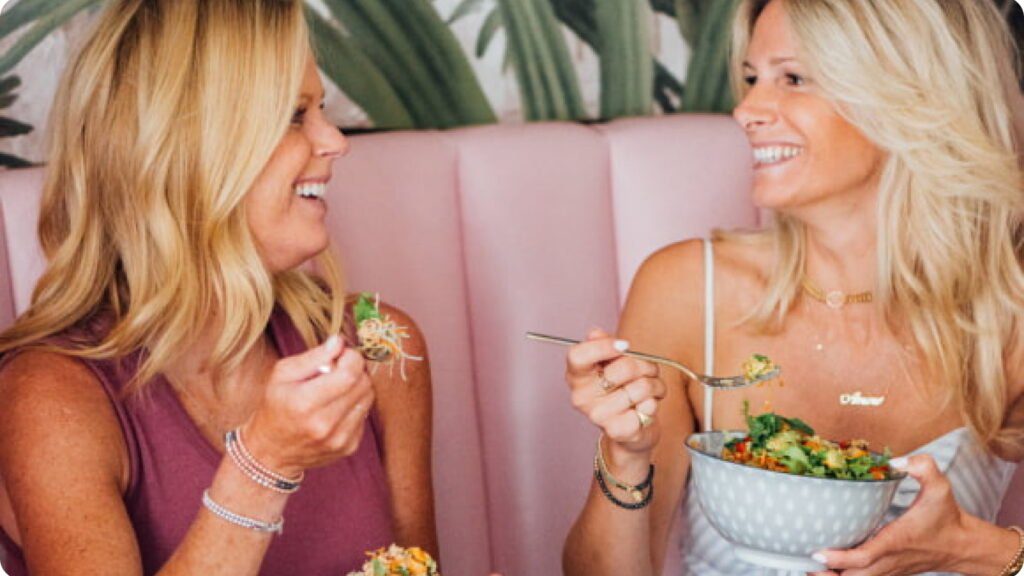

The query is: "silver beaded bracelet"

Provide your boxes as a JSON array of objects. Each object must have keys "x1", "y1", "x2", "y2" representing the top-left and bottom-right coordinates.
[{"x1": 201, "y1": 490, "x2": 284, "y2": 535}]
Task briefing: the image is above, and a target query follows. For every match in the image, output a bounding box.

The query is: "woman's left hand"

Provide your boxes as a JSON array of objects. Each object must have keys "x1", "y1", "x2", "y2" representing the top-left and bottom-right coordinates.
[{"x1": 810, "y1": 454, "x2": 968, "y2": 576}]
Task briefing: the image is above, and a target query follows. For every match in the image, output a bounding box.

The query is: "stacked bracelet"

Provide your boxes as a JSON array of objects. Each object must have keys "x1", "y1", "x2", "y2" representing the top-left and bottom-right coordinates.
[
  {"x1": 593, "y1": 434, "x2": 654, "y2": 510},
  {"x1": 201, "y1": 490, "x2": 284, "y2": 535},
  {"x1": 1000, "y1": 526, "x2": 1024, "y2": 576},
  {"x1": 225, "y1": 428, "x2": 303, "y2": 494}
]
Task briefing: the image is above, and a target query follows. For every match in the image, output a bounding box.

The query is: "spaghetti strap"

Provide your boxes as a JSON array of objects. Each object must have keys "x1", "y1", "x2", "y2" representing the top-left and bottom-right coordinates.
[{"x1": 703, "y1": 239, "x2": 715, "y2": 432}]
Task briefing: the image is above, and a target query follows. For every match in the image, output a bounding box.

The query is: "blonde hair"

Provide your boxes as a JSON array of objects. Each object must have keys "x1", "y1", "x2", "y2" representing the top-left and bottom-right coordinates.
[
  {"x1": 725, "y1": 0, "x2": 1024, "y2": 455},
  {"x1": 0, "y1": 0, "x2": 346, "y2": 392}
]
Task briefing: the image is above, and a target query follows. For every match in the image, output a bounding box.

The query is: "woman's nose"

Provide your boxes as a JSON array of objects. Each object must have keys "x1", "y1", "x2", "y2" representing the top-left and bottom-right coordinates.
[
  {"x1": 315, "y1": 124, "x2": 349, "y2": 160},
  {"x1": 732, "y1": 85, "x2": 777, "y2": 132}
]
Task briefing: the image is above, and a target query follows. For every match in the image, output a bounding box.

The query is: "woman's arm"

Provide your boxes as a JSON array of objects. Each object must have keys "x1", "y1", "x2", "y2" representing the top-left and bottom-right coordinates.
[
  {"x1": 0, "y1": 334, "x2": 374, "y2": 576},
  {"x1": 0, "y1": 351, "x2": 144, "y2": 575},
  {"x1": 563, "y1": 240, "x2": 707, "y2": 576},
  {"x1": 371, "y1": 303, "x2": 438, "y2": 559}
]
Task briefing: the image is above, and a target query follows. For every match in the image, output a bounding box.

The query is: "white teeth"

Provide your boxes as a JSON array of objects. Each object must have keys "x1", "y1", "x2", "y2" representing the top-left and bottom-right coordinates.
[
  {"x1": 753, "y1": 145, "x2": 803, "y2": 165},
  {"x1": 294, "y1": 182, "x2": 326, "y2": 199}
]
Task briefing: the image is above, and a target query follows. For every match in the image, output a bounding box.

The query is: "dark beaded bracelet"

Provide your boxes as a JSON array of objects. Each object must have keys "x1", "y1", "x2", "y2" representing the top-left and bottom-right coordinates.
[{"x1": 594, "y1": 464, "x2": 654, "y2": 510}]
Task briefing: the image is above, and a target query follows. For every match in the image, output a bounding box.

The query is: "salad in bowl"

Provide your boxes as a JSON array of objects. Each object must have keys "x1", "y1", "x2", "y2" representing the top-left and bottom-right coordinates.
[{"x1": 685, "y1": 404, "x2": 906, "y2": 572}]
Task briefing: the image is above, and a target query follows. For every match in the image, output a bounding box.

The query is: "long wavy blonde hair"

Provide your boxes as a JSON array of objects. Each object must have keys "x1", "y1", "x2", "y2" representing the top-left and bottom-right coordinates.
[
  {"x1": 724, "y1": 0, "x2": 1024, "y2": 455},
  {"x1": 0, "y1": 0, "x2": 346, "y2": 392}
]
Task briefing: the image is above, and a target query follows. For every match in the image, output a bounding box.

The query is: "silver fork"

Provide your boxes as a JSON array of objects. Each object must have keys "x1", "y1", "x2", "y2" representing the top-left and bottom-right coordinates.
[{"x1": 525, "y1": 332, "x2": 781, "y2": 390}]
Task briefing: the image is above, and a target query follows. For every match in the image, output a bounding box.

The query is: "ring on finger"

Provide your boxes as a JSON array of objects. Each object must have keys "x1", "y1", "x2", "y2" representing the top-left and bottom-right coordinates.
[
  {"x1": 635, "y1": 408, "x2": 654, "y2": 429},
  {"x1": 596, "y1": 370, "x2": 615, "y2": 393},
  {"x1": 317, "y1": 363, "x2": 333, "y2": 375}
]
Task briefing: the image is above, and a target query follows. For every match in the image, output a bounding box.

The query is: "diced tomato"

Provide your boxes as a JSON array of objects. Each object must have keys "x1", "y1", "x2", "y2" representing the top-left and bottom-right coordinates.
[
  {"x1": 869, "y1": 466, "x2": 888, "y2": 480},
  {"x1": 839, "y1": 440, "x2": 851, "y2": 449}
]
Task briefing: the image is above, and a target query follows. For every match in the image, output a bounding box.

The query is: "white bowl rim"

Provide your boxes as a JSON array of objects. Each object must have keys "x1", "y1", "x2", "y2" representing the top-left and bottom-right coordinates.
[{"x1": 685, "y1": 430, "x2": 908, "y2": 485}]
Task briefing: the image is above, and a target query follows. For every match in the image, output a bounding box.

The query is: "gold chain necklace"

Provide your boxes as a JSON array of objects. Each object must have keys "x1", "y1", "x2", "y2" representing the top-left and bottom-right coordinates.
[{"x1": 801, "y1": 277, "x2": 873, "y2": 310}]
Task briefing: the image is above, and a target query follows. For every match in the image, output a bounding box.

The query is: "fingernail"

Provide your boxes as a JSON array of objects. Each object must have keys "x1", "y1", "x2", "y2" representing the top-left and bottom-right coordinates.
[
  {"x1": 613, "y1": 339, "x2": 630, "y2": 352},
  {"x1": 811, "y1": 552, "x2": 828, "y2": 565},
  {"x1": 324, "y1": 335, "x2": 341, "y2": 351},
  {"x1": 890, "y1": 456, "x2": 908, "y2": 470},
  {"x1": 317, "y1": 364, "x2": 332, "y2": 375}
]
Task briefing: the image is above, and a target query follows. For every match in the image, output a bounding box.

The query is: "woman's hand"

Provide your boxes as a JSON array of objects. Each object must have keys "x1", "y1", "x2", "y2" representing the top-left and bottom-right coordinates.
[
  {"x1": 809, "y1": 454, "x2": 1002, "y2": 576},
  {"x1": 242, "y1": 334, "x2": 376, "y2": 477},
  {"x1": 566, "y1": 328, "x2": 667, "y2": 458}
]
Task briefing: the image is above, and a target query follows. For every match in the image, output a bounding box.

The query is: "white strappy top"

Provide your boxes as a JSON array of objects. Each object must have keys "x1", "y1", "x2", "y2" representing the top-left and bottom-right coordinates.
[{"x1": 678, "y1": 240, "x2": 1018, "y2": 575}]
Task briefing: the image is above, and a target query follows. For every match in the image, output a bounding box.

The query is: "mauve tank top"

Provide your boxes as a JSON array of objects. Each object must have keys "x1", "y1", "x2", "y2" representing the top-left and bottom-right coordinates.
[{"x1": 0, "y1": 306, "x2": 395, "y2": 575}]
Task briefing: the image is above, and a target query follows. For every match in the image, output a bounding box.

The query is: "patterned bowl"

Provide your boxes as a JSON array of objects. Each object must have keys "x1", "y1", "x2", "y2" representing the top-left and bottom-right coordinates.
[{"x1": 685, "y1": 431, "x2": 906, "y2": 572}]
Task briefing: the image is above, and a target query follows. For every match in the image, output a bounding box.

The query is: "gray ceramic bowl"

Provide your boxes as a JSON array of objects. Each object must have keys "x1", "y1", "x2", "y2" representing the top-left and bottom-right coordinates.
[{"x1": 685, "y1": 431, "x2": 906, "y2": 572}]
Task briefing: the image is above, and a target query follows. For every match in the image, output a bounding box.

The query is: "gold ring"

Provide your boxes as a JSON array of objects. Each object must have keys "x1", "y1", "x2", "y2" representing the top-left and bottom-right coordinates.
[
  {"x1": 636, "y1": 409, "x2": 654, "y2": 429},
  {"x1": 597, "y1": 371, "x2": 615, "y2": 393}
]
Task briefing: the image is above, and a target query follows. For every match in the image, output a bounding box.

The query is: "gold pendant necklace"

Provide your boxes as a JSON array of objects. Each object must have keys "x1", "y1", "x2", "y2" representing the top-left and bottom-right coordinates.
[{"x1": 802, "y1": 277, "x2": 873, "y2": 310}]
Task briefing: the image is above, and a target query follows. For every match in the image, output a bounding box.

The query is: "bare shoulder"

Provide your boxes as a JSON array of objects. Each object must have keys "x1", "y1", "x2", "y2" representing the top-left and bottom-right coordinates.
[
  {"x1": 0, "y1": 350, "x2": 137, "y2": 571},
  {"x1": 0, "y1": 350, "x2": 127, "y2": 488},
  {"x1": 620, "y1": 235, "x2": 771, "y2": 351}
]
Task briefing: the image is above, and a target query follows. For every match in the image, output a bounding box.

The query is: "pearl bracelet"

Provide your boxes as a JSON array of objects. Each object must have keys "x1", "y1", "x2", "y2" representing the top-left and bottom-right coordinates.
[
  {"x1": 224, "y1": 428, "x2": 303, "y2": 494},
  {"x1": 201, "y1": 490, "x2": 283, "y2": 535}
]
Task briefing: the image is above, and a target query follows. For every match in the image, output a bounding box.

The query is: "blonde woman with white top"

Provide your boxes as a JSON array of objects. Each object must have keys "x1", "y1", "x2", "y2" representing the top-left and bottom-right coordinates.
[{"x1": 562, "y1": 1, "x2": 1024, "y2": 574}]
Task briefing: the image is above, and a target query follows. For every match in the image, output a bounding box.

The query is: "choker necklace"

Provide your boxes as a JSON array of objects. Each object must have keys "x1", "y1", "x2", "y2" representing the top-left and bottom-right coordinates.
[{"x1": 802, "y1": 277, "x2": 873, "y2": 310}]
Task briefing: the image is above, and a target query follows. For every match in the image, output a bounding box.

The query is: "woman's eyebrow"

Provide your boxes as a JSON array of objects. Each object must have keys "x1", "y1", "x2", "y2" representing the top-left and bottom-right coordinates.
[{"x1": 743, "y1": 56, "x2": 798, "y2": 68}]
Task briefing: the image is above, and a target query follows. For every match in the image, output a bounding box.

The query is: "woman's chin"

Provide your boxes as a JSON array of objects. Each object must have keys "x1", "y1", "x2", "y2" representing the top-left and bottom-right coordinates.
[{"x1": 751, "y1": 187, "x2": 801, "y2": 212}]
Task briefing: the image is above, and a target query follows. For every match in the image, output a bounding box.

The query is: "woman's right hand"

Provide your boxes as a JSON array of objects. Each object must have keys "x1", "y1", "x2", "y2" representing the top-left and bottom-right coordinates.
[
  {"x1": 243, "y1": 334, "x2": 376, "y2": 477},
  {"x1": 566, "y1": 328, "x2": 667, "y2": 457}
]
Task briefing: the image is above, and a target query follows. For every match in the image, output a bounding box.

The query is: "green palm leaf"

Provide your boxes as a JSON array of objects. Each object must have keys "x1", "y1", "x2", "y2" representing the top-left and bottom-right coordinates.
[
  {"x1": 305, "y1": 7, "x2": 414, "y2": 129},
  {"x1": 0, "y1": 0, "x2": 104, "y2": 76},
  {"x1": 497, "y1": 0, "x2": 585, "y2": 121},
  {"x1": 596, "y1": 0, "x2": 653, "y2": 118},
  {"x1": 679, "y1": 0, "x2": 741, "y2": 112},
  {"x1": 319, "y1": 0, "x2": 495, "y2": 128},
  {"x1": 0, "y1": 75, "x2": 32, "y2": 167},
  {"x1": 547, "y1": 0, "x2": 682, "y2": 113}
]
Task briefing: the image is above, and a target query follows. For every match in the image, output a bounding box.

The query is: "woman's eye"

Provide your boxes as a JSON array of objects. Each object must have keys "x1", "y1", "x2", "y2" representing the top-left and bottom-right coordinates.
[
  {"x1": 291, "y1": 108, "x2": 307, "y2": 126},
  {"x1": 743, "y1": 75, "x2": 757, "y2": 87},
  {"x1": 785, "y1": 73, "x2": 806, "y2": 86}
]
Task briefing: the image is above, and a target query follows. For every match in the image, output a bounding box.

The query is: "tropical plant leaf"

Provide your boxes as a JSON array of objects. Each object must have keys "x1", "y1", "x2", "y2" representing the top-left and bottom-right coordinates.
[
  {"x1": 0, "y1": 152, "x2": 33, "y2": 168},
  {"x1": 0, "y1": 0, "x2": 65, "y2": 40},
  {"x1": 447, "y1": 0, "x2": 487, "y2": 25},
  {"x1": 320, "y1": 0, "x2": 494, "y2": 128},
  {"x1": 497, "y1": 0, "x2": 585, "y2": 121},
  {"x1": 305, "y1": 6, "x2": 414, "y2": 129},
  {"x1": 0, "y1": 116, "x2": 32, "y2": 137},
  {"x1": 596, "y1": 0, "x2": 653, "y2": 118},
  {"x1": 475, "y1": 6, "x2": 503, "y2": 57},
  {"x1": 649, "y1": 0, "x2": 676, "y2": 17},
  {"x1": 673, "y1": 0, "x2": 702, "y2": 48},
  {"x1": 0, "y1": 76, "x2": 21, "y2": 109},
  {"x1": 547, "y1": 0, "x2": 682, "y2": 114},
  {"x1": 680, "y1": 0, "x2": 740, "y2": 112},
  {"x1": 0, "y1": 0, "x2": 104, "y2": 76}
]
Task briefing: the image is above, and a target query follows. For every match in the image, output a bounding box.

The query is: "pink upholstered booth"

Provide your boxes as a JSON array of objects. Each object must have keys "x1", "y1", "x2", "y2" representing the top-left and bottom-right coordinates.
[{"x1": 1, "y1": 115, "x2": 1022, "y2": 576}]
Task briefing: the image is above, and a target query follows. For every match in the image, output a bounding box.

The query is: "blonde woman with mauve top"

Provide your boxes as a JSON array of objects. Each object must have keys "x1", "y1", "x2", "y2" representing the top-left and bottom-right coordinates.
[
  {"x1": 562, "y1": 1, "x2": 1024, "y2": 575},
  {"x1": 0, "y1": 1, "x2": 458, "y2": 575}
]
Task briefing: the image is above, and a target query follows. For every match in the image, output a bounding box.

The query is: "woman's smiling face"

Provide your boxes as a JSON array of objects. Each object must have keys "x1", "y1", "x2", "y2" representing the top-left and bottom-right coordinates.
[
  {"x1": 245, "y1": 54, "x2": 348, "y2": 273},
  {"x1": 732, "y1": 0, "x2": 886, "y2": 214}
]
